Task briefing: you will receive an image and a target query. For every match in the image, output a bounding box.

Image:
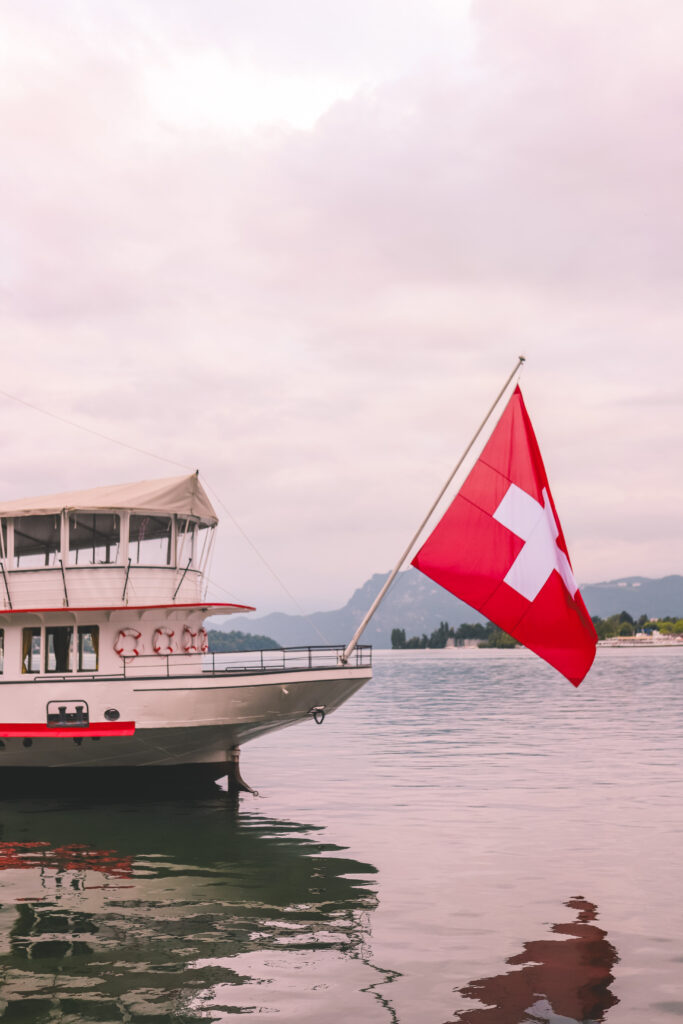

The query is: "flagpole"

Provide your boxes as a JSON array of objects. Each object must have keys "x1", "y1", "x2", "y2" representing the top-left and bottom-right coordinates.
[{"x1": 340, "y1": 355, "x2": 526, "y2": 664}]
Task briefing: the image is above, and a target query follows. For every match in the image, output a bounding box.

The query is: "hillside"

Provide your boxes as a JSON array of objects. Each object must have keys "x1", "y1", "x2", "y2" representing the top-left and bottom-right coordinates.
[
  {"x1": 209, "y1": 570, "x2": 683, "y2": 650},
  {"x1": 579, "y1": 575, "x2": 683, "y2": 619},
  {"x1": 209, "y1": 569, "x2": 485, "y2": 649}
]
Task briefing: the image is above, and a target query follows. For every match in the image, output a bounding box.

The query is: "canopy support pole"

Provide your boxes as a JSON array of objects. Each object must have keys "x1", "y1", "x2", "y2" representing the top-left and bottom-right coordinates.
[
  {"x1": 173, "y1": 558, "x2": 193, "y2": 600},
  {"x1": 122, "y1": 557, "x2": 132, "y2": 602},
  {"x1": 0, "y1": 562, "x2": 12, "y2": 610},
  {"x1": 340, "y1": 355, "x2": 525, "y2": 664},
  {"x1": 59, "y1": 558, "x2": 69, "y2": 608}
]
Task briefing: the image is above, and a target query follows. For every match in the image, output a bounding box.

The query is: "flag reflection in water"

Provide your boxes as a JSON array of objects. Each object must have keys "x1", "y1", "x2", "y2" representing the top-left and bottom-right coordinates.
[{"x1": 449, "y1": 897, "x2": 619, "y2": 1024}]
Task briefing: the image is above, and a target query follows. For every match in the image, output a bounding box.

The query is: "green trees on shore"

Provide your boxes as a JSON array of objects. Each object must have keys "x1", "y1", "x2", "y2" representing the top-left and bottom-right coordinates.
[
  {"x1": 591, "y1": 611, "x2": 683, "y2": 638},
  {"x1": 208, "y1": 613, "x2": 683, "y2": 654},
  {"x1": 649, "y1": 617, "x2": 683, "y2": 635},
  {"x1": 207, "y1": 630, "x2": 280, "y2": 652},
  {"x1": 391, "y1": 611, "x2": 682, "y2": 649},
  {"x1": 391, "y1": 621, "x2": 516, "y2": 649}
]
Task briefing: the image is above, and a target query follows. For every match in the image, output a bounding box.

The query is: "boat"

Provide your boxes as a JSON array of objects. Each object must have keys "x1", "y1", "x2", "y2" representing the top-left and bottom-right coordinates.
[
  {"x1": 0, "y1": 473, "x2": 372, "y2": 790},
  {"x1": 0, "y1": 357, "x2": 596, "y2": 793}
]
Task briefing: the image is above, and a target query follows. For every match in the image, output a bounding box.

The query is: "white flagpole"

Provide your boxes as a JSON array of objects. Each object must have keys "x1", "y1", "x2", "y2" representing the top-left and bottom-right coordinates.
[{"x1": 340, "y1": 355, "x2": 526, "y2": 664}]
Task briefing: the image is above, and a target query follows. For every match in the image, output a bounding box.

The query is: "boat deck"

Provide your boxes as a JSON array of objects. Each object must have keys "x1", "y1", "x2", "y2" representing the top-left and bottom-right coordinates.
[{"x1": 20, "y1": 644, "x2": 372, "y2": 684}]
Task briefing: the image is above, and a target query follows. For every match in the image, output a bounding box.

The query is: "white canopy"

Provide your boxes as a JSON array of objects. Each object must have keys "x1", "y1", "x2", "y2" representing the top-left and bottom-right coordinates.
[{"x1": 0, "y1": 474, "x2": 218, "y2": 523}]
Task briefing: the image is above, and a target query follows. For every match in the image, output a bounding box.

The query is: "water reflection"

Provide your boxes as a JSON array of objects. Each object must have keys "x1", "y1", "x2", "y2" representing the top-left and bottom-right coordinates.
[
  {"x1": 0, "y1": 794, "x2": 379, "y2": 1021},
  {"x1": 450, "y1": 897, "x2": 619, "y2": 1023}
]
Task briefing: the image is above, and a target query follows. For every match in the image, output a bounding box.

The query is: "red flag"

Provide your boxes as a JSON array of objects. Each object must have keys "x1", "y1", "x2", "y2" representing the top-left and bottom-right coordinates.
[{"x1": 412, "y1": 386, "x2": 597, "y2": 685}]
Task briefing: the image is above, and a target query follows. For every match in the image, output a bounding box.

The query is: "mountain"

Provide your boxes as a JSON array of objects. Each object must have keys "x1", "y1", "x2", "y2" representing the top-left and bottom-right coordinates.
[
  {"x1": 210, "y1": 571, "x2": 683, "y2": 650},
  {"x1": 209, "y1": 568, "x2": 486, "y2": 649},
  {"x1": 578, "y1": 575, "x2": 683, "y2": 619}
]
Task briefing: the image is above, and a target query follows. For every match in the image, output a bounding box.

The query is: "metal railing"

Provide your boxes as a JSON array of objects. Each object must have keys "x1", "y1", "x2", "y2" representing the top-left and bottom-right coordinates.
[
  {"x1": 18, "y1": 646, "x2": 372, "y2": 685},
  {"x1": 121, "y1": 644, "x2": 373, "y2": 679}
]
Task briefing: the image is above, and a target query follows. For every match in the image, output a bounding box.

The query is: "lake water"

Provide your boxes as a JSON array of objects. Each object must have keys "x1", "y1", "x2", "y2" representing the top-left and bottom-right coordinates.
[{"x1": 0, "y1": 647, "x2": 681, "y2": 1023}]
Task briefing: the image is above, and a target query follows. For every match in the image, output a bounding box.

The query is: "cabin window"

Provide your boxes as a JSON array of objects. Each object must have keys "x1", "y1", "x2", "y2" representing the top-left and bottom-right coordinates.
[
  {"x1": 13, "y1": 515, "x2": 61, "y2": 569},
  {"x1": 130, "y1": 515, "x2": 172, "y2": 566},
  {"x1": 0, "y1": 629, "x2": 3, "y2": 673},
  {"x1": 22, "y1": 628, "x2": 41, "y2": 673},
  {"x1": 78, "y1": 626, "x2": 99, "y2": 671},
  {"x1": 45, "y1": 626, "x2": 73, "y2": 673},
  {"x1": 68, "y1": 512, "x2": 120, "y2": 566}
]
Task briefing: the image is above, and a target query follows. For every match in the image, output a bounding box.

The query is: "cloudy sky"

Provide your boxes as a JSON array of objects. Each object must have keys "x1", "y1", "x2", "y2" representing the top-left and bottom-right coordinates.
[{"x1": 0, "y1": 0, "x2": 680, "y2": 615}]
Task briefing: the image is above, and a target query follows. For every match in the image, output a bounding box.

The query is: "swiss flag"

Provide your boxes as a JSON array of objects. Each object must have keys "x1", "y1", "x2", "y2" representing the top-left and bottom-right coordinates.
[{"x1": 412, "y1": 386, "x2": 597, "y2": 685}]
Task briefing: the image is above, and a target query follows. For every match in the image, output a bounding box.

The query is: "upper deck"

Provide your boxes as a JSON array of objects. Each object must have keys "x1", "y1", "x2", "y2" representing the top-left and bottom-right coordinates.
[{"x1": 0, "y1": 473, "x2": 225, "y2": 611}]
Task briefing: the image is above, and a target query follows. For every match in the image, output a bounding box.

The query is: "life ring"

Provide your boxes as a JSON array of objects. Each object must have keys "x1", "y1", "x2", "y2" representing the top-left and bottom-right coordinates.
[
  {"x1": 182, "y1": 626, "x2": 198, "y2": 653},
  {"x1": 198, "y1": 627, "x2": 209, "y2": 654},
  {"x1": 114, "y1": 628, "x2": 142, "y2": 657},
  {"x1": 153, "y1": 627, "x2": 175, "y2": 655}
]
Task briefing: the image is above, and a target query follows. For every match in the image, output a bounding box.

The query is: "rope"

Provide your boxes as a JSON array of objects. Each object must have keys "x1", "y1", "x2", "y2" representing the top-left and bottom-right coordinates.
[
  {"x1": 201, "y1": 479, "x2": 332, "y2": 645},
  {"x1": 0, "y1": 386, "x2": 332, "y2": 643},
  {"x1": 0, "y1": 387, "x2": 193, "y2": 471}
]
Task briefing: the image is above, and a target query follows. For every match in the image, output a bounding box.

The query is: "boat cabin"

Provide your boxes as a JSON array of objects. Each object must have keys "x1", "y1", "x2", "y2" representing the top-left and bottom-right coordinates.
[{"x1": 0, "y1": 474, "x2": 253, "y2": 682}]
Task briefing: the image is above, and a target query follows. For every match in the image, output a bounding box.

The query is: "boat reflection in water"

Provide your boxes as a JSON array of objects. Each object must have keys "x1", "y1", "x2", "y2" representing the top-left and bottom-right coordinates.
[
  {"x1": 450, "y1": 897, "x2": 619, "y2": 1024},
  {"x1": 0, "y1": 795, "x2": 380, "y2": 1021}
]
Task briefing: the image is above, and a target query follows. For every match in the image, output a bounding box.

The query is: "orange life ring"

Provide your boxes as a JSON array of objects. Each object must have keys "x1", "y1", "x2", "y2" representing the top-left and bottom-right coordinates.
[
  {"x1": 114, "y1": 628, "x2": 142, "y2": 657},
  {"x1": 198, "y1": 627, "x2": 209, "y2": 654},
  {"x1": 153, "y1": 627, "x2": 175, "y2": 655},
  {"x1": 182, "y1": 626, "x2": 198, "y2": 653}
]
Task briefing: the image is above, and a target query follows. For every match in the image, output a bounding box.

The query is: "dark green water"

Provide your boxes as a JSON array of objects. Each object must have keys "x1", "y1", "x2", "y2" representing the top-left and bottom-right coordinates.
[{"x1": 0, "y1": 648, "x2": 681, "y2": 1022}]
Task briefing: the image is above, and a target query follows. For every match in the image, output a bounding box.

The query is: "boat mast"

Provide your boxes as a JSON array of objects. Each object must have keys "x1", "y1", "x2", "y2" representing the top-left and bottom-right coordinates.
[{"x1": 340, "y1": 355, "x2": 526, "y2": 664}]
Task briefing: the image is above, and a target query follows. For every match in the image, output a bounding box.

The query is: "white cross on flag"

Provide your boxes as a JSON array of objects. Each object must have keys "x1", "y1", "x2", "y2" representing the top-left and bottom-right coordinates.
[{"x1": 412, "y1": 386, "x2": 597, "y2": 685}]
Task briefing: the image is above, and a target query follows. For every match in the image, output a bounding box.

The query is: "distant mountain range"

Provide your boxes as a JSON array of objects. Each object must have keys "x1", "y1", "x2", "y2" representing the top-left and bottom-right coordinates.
[
  {"x1": 579, "y1": 575, "x2": 683, "y2": 619},
  {"x1": 210, "y1": 570, "x2": 683, "y2": 649}
]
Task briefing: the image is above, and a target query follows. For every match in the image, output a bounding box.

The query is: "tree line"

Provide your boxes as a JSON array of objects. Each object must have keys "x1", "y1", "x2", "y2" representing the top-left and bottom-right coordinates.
[
  {"x1": 208, "y1": 629, "x2": 280, "y2": 652},
  {"x1": 591, "y1": 612, "x2": 683, "y2": 639},
  {"x1": 391, "y1": 621, "x2": 516, "y2": 649},
  {"x1": 391, "y1": 611, "x2": 683, "y2": 649}
]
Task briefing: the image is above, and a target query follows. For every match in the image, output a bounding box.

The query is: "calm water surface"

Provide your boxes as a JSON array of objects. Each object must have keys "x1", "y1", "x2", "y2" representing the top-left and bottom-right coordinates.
[{"x1": 0, "y1": 648, "x2": 681, "y2": 1022}]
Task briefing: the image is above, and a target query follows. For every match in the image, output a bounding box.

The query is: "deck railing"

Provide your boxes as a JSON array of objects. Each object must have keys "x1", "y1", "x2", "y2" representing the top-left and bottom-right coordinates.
[
  {"x1": 27, "y1": 646, "x2": 372, "y2": 684},
  {"x1": 121, "y1": 644, "x2": 372, "y2": 679}
]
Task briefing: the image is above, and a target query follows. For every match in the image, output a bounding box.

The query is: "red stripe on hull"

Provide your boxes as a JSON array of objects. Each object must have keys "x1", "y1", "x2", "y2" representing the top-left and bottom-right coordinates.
[{"x1": 0, "y1": 722, "x2": 136, "y2": 738}]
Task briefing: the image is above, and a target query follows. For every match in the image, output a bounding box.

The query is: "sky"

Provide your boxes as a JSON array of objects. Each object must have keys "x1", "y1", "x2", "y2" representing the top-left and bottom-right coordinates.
[{"x1": 0, "y1": 0, "x2": 681, "y2": 616}]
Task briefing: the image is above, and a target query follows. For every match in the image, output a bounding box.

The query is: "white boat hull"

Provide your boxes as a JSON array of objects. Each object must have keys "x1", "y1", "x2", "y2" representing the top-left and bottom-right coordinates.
[{"x1": 0, "y1": 665, "x2": 370, "y2": 775}]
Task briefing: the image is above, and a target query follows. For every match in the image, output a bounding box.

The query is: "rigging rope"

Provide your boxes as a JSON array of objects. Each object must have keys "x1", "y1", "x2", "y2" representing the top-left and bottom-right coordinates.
[
  {"x1": 0, "y1": 387, "x2": 193, "y2": 471},
  {"x1": 0, "y1": 386, "x2": 331, "y2": 643}
]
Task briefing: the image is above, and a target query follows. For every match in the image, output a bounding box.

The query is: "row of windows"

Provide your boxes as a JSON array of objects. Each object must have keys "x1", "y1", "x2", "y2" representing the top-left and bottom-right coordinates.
[
  {"x1": 0, "y1": 626, "x2": 100, "y2": 674},
  {"x1": 0, "y1": 514, "x2": 212, "y2": 570}
]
